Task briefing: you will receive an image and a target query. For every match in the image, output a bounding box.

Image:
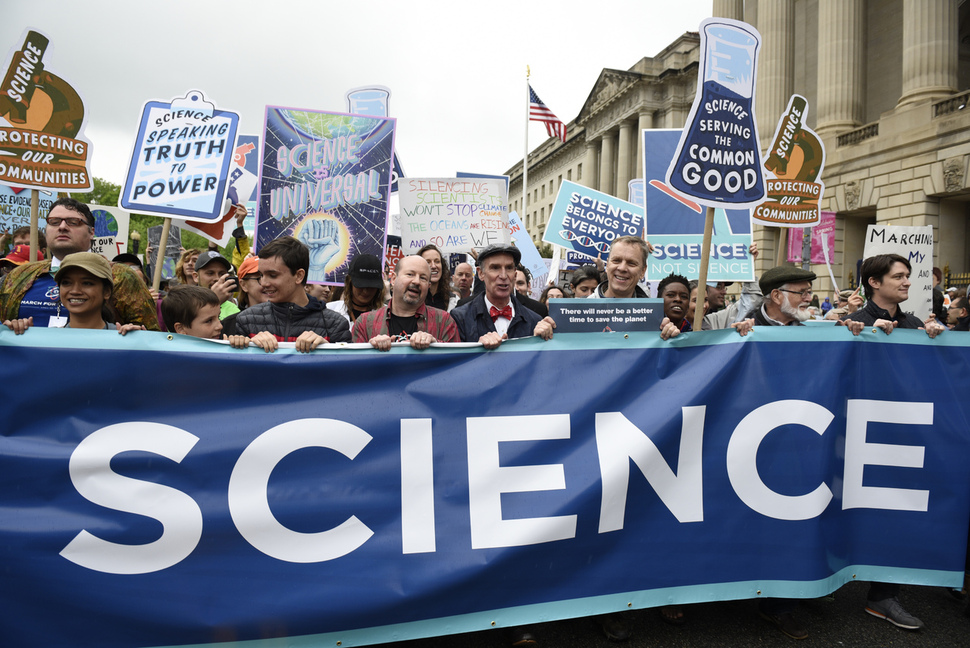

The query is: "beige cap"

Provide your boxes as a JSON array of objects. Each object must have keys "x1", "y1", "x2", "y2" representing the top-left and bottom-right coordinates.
[{"x1": 54, "y1": 252, "x2": 114, "y2": 288}]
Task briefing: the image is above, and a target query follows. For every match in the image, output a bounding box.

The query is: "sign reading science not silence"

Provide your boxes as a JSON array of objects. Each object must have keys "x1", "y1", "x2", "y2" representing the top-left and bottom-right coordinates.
[{"x1": 0, "y1": 28, "x2": 92, "y2": 191}]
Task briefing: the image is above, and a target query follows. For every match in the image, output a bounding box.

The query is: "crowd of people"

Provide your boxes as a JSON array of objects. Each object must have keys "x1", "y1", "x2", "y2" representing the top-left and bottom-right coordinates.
[{"x1": 1, "y1": 198, "x2": 966, "y2": 645}]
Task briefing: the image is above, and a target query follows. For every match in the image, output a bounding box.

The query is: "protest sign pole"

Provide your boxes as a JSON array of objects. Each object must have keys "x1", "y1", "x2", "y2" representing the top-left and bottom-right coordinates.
[
  {"x1": 694, "y1": 206, "x2": 715, "y2": 326},
  {"x1": 29, "y1": 189, "x2": 39, "y2": 261},
  {"x1": 151, "y1": 217, "x2": 172, "y2": 292},
  {"x1": 523, "y1": 66, "x2": 530, "y2": 226}
]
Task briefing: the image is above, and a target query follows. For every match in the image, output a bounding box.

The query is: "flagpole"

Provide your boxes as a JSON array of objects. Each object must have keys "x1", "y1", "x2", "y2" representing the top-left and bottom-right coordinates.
[{"x1": 523, "y1": 66, "x2": 530, "y2": 231}]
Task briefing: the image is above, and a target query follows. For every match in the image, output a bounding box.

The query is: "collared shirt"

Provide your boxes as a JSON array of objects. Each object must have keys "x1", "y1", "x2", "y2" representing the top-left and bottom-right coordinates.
[
  {"x1": 484, "y1": 296, "x2": 513, "y2": 336},
  {"x1": 352, "y1": 302, "x2": 460, "y2": 344}
]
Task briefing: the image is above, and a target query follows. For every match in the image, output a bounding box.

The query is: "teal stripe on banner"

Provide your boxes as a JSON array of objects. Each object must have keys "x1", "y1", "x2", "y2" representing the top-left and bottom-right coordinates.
[{"x1": 147, "y1": 566, "x2": 962, "y2": 648}]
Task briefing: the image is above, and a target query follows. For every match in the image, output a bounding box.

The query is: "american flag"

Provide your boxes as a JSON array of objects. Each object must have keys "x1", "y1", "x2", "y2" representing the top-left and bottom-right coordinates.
[{"x1": 529, "y1": 85, "x2": 567, "y2": 143}]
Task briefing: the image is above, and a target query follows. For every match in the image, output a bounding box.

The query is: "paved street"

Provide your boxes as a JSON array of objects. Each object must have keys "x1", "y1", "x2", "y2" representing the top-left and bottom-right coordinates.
[{"x1": 385, "y1": 581, "x2": 969, "y2": 648}]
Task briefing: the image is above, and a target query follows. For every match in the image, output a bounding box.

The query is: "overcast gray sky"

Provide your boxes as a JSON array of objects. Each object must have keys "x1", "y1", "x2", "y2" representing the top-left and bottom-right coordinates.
[{"x1": 3, "y1": 0, "x2": 712, "y2": 185}]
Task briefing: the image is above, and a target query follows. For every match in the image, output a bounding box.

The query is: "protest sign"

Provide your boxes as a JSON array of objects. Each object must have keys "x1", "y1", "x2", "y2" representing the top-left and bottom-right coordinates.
[
  {"x1": 787, "y1": 211, "x2": 836, "y2": 265},
  {"x1": 628, "y1": 178, "x2": 645, "y2": 207},
  {"x1": 120, "y1": 91, "x2": 239, "y2": 222},
  {"x1": 0, "y1": 28, "x2": 92, "y2": 191},
  {"x1": 88, "y1": 205, "x2": 130, "y2": 259},
  {"x1": 146, "y1": 224, "x2": 181, "y2": 280},
  {"x1": 509, "y1": 211, "x2": 548, "y2": 297},
  {"x1": 399, "y1": 178, "x2": 509, "y2": 254},
  {"x1": 178, "y1": 135, "x2": 260, "y2": 245},
  {"x1": 863, "y1": 225, "x2": 934, "y2": 318},
  {"x1": 1, "y1": 327, "x2": 968, "y2": 648},
  {"x1": 644, "y1": 130, "x2": 754, "y2": 282},
  {"x1": 385, "y1": 234, "x2": 405, "y2": 272},
  {"x1": 0, "y1": 183, "x2": 53, "y2": 232},
  {"x1": 544, "y1": 181, "x2": 644, "y2": 260},
  {"x1": 752, "y1": 95, "x2": 826, "y2": 227},
  {"x1": 347, "y1": 86, "x2": 406, "y2": 193},
  {"x1": 547, "y1": 298, "x2": 663, "y2": 332},
  {"x1": 666, "y1": 18, "x2": 764, "y2": 209},
  {"x1": 257, "y1": 107, "x2": 395, "y2": 284}
]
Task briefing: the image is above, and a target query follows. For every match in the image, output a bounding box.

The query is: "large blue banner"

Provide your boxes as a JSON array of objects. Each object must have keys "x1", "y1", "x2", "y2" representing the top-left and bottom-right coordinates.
[{"x1": 2, "y1": 328, "x2": 969, "y2": 648}]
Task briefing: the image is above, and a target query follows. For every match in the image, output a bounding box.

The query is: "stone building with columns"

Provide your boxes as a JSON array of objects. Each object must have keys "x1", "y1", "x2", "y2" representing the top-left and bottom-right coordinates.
[{"x1": 509, "y1": 0, "x2": 970, "y2": 296}]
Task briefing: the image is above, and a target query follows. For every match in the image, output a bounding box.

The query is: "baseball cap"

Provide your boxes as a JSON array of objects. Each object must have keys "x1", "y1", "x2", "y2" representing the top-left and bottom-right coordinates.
[
  {"x1": 195, "y1": 251, "x2": 231, "y2": 272},
  {"x1": 348, "y1": 254, "x2": 383, "y2": 288},
  {"x1": 1, "y1": 243, "x2": 43, "y2": 266},
  {"x1": 54, "y1": 252, "x2": 114, "y2": 287}
]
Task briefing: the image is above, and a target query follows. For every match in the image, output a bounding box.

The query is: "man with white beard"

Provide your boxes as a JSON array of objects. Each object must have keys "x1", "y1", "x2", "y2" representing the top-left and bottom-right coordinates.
[{"x1": 744, "y1": 266, "x2": 819, "y2": 327}]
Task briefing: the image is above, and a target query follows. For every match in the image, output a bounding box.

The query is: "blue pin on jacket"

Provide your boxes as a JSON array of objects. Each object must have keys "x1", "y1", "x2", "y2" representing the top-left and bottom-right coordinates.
[{"x1": 666, "y1": 19, "x2": 765, "y2": 209}]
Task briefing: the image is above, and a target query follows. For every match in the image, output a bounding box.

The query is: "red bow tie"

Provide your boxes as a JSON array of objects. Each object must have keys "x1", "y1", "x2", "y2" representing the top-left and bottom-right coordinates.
[{"x1": 489, "y1": 305, "x2": 513, "y2": 321}]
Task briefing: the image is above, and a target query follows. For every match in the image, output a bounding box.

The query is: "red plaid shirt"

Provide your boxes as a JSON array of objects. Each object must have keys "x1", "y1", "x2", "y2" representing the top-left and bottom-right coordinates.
[{"x1": 352, "y1": 303, "x2": 460, "y2": 344}]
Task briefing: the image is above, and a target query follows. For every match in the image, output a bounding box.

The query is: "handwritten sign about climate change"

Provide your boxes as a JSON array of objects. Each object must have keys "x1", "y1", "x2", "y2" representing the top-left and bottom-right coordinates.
[
  {"x1": 544, "y1": 181, "x2": 644, "y2": 260},
  {"x1": 88, "y1": 205, "x2": 130, "y2": 260},
  {"x1": 644, "y1": 130, "x2": 754, "y2": 282},
  {"x1": 399, "y1": 178, "x2": 509, "y2": 254},
  {"x1": 0, "y1": 184, "x2": 52, "y2": 232},
  {"x1": 863, "y1": 225, "x2": 934, "y2": 318},
  {"x1": 121, "y1": 91, "x2": 239, "y2": 221},
  {"x1": 258, "y1": 108, "x2": 395, "y2": 284},
  {"x1": 667, "y1": 19, "x2": 764, "y2": 209},
  {"x1": 0, "y1": 28, "x2": 92, "y2": 191},
  {"x1": 752, "y1": 95, "x2": 826, "y2": 227},
  {"x1": 548, "y1": 298, "x2": 663, "y2": 333}
]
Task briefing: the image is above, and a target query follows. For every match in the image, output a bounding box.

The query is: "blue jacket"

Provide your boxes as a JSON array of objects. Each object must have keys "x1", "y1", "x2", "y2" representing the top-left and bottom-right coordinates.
[{"x1": 450, "y1": 293, "x2": 541, "y2": 342}]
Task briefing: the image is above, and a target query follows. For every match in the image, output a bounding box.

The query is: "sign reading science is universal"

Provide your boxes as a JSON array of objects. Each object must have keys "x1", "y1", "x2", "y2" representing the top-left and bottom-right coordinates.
[{"x1": 0, "y1": 28, "x2": 92, "y2": 191}]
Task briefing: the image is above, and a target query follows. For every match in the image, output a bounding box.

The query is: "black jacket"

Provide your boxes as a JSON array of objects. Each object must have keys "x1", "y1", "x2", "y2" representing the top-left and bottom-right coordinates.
[{"x1": 234, "y1": 295, "x2": 351, "y2": 342}]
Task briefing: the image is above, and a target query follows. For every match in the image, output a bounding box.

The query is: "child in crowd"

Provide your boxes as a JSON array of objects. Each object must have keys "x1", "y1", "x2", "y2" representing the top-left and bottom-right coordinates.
[{"x1": 161, "y1": 286, "x2": 224, "y2": 340}]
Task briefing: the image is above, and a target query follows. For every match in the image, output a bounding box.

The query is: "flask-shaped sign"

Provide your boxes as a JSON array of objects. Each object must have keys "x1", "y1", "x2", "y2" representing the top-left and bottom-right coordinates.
[{"x1": 666, "y1": 19, "x2": 765, "y2": 209}]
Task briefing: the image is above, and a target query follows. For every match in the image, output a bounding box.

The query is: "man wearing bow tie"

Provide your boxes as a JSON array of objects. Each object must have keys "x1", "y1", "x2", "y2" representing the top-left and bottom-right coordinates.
[{"x1": 449, "y1": 244, "x2": 555, "y2": 349}]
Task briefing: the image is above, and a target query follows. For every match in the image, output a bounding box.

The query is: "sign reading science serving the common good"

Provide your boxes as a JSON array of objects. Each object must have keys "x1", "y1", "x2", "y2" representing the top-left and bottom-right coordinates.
[
  {"x1": 0, "y1": 28, "x2": 92, "y2": 191},
  {"x1": 666, "y1": 18, "x2": 764, "y2": 209},
  {"x1": 120, "y1": 90, "x2": 239, "y2": 221},
  {"x1": 544, "y1": 181, "x2": 645, "y2": 260}
]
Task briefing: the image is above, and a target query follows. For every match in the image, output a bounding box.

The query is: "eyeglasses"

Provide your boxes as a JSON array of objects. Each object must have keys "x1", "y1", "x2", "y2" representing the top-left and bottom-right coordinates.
[
  {"x1": 47, "y1": 216, "x2": 91, "y2": 228},
  {"x1": 778, "y1": 288, "x2": 813, "y2": 298}
]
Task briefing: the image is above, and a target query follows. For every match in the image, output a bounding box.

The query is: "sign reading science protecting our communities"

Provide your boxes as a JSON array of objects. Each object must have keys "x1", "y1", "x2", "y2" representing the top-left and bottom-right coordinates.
[
  {"x1": 120, "y1": 90, "x2": 239, "y2": 221},
  {"x1": 257, "y1": 107, "x2": 395, "y2": 284},
  {"x1": 0, "y1": 28, "x2": 92, "y2": 191}
]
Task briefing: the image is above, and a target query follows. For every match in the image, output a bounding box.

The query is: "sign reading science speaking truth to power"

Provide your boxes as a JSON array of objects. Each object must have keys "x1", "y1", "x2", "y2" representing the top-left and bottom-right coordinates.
[
  {"x1": 120, "y1": 90, "x2": 239, "y2": 221},
  {"x1": 0, "y1": 28, "x2": 92, "y2": 191}
]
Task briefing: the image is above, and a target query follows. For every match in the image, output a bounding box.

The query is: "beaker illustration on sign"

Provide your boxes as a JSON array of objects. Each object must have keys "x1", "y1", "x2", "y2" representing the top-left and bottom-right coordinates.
[{"x1": 667, "y1": 19, "x2": 764, "y2": 209}]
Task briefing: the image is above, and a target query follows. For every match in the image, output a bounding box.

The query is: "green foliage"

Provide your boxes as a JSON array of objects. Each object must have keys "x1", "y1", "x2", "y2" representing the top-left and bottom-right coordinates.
[{"x1": 538, "y1": 242, "x2": 553, "y2": 258}]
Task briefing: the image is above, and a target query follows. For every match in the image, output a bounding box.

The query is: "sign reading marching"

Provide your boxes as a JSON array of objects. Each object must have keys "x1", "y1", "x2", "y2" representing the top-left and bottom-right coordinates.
[{"x1": 0, "y1": 28, "x2": 92, "y2": 191}]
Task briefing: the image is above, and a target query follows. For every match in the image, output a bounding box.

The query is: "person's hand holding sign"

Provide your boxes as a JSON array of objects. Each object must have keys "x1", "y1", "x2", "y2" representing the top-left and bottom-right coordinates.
[{"x1": 300, "y1": 218, "x2": 341, "y2": 281}]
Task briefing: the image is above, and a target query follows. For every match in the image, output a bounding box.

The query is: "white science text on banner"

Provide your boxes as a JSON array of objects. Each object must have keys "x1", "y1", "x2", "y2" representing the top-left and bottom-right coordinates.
[
  {"x1": 399, "y1": 178, "x2": 509, "y2": 255},
  {"x1": 120, "y1": 91, "x2": 239, "y2": 222}
]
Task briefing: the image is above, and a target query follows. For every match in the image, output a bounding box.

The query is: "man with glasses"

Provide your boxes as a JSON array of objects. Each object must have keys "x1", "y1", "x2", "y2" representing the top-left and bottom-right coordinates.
[
  {"x1": 745, "y1": 265, "x2": 818, "y2": 327},
  {"x1": 0, "y1": 197, "x2": 159, "y2": 330}
]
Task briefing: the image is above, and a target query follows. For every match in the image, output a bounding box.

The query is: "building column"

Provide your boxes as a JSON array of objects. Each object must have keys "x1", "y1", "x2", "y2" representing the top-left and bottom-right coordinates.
[
  {"x1": 898, "y1": 0, "x2": 958, "y2": 106},
  {"x1": 636, "y1": 111, "x2": 652, "y2": 180},
  {"x1": 713, "y1": 0, "x2": 744, "y2": 20},
  {"x1": 756, "y1": 0, "x2": 795, "y2": 148},
  {"x1": 815, "y1": 0, "x2": 865, "y2": 138},
  {"x1": 600, "y1": 131, "x2": 616, "y2": 197},
  {"x1": 617, "y1": 121, "x2": 635, "y2": 200},
  {"x1": 584, "y1": 139, "x2": 600, "y2": 191}
]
